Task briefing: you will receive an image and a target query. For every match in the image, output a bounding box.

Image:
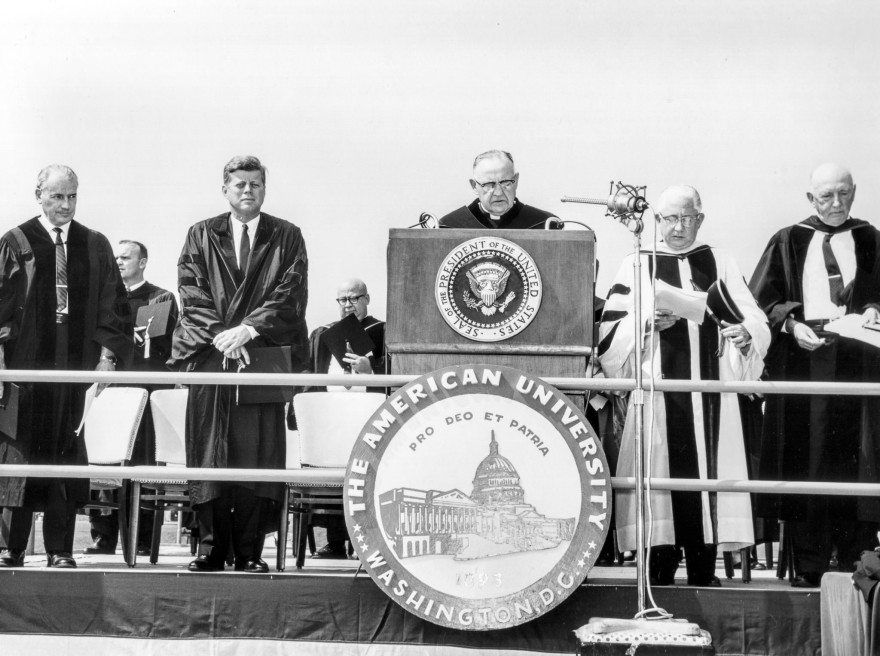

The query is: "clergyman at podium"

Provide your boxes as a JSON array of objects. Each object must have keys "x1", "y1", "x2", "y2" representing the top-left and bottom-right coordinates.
[{"x1": 438, "y1": 150, "x2": 560, "y2": 229}]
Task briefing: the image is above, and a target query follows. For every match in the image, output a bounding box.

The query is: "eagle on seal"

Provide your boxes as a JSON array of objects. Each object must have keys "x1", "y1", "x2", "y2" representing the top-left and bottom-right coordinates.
[{"x1": 466, "y1": 263, "x2": 511, "y2": 316}]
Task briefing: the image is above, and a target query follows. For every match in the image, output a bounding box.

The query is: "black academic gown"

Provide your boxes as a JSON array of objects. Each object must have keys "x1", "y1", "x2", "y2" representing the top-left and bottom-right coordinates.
[
  {"x1": 0, "y1": 218, "x2": 131, "y2": 508},
  {"x1": 749, "y1": 217, "x2": 880, "y2": 526},
  {"x1": 169, "y1": 213, "x2": 308, "y2": 520},
  {"x1": 308, "y1": 315, "x2": 385, "y2": 382},
  {"x1": 439, "y1": 199, "x2": 557, "y2": 229}
]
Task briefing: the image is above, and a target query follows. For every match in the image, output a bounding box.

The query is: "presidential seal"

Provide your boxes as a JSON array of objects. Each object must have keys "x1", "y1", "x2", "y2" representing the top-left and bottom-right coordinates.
[
  {"x1": 344, "y1": 365, "x2": 611, "y2": 631},
  {"x1": 435, "y1": 237, "x2": 542, "y2": 342}
]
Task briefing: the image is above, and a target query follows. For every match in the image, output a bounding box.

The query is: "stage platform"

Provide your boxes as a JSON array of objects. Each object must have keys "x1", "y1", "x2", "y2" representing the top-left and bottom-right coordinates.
[{"x1": 0, "y1": 532, "x2": 824, "y2": 656}]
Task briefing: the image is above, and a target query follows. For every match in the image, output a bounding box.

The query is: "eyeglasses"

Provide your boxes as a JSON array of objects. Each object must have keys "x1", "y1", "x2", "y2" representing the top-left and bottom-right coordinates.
[
  {"x1": 336, "y1": 294, "x2": 366, "y2": 306},
  {"x1": 472, "y1": 179, "x2": 516, "y2": 192},
  {"x1": 659, "y1": 213, "x2": 701, "y2": 227}
]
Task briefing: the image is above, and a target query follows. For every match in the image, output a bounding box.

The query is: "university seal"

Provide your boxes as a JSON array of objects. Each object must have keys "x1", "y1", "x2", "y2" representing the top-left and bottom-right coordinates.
[
  {"x1": 435, "y1": 237, "x2": 542, "y2": 342},
  {"x1": 344, "y1": 365, "x2": 611, "y2": 630}
]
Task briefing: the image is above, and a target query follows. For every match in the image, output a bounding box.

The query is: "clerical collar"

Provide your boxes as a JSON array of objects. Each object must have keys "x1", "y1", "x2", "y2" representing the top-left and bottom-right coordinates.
[
  {"x1": 475, "y1": 199, "x2": 521, "y2": 226},
  {"x1": 127, "y1": 280, "x2": 146, "y2": 292},
  {"x1": 802, "y1": 215, "x2": 858, "y2": 234},
  {"x1": 38, "y1": 214, "x2": 70, "y2": 241}
]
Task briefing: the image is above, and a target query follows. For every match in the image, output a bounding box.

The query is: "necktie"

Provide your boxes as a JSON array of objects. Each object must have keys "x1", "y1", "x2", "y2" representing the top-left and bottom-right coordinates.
[
  {"x1": 822, "y1": 233, "x2": 846, "y2": 305},
  {"x1": 54, "y1": 228, "x2": 68, "y2": 312},
  {"x1": 239, "y1": 223, "x2": 250, "y2": 277}
]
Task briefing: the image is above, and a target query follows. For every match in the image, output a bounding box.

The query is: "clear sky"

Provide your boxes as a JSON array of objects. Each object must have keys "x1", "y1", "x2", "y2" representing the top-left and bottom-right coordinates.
[{"x1": 3, "y1": 1, "x2": 878, "y2": 331}]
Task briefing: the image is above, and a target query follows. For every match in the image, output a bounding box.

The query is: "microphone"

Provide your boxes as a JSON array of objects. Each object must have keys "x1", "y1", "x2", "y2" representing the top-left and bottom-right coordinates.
[
  {"x1": 406, "y1": 212, "x2": 438, "y2": 229},
  {"x1": 561, "y1": 188, "x2": 648, "y2": 215},
  {"x1": 561, "y1": 181, "x2": 648, "y2": 233}
]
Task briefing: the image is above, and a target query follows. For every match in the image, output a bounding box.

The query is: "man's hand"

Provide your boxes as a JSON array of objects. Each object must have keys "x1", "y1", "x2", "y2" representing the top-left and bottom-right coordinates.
[
  {"x1": 343, "y1": 351, "x2": 373, "y2": 375},
  {"x1": 228, "y1": 344, "x2": 250, "y2": 366},
  {"x1": 721, "y1": 321, "x2": 753, "y2": 354},
  {"x1": 653, "y1": 309, "x2": 679, "y2": 332},
  {"x1": 862, "y1": 307, "x2": 880, "y2": 326},
  {"x1": 790, "y1": 320, "x2": 826, "y2": 351},
  {"x1": 213, "y1": 325, "x2": 252, "y2": 357},
  {"x1": 95, "y1": 353, "x2": 116, "y2": 397}
]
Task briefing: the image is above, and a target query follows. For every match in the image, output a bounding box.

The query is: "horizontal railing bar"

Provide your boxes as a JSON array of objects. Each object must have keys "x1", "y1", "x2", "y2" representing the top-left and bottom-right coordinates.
[
  {"x1": 0, "y1": 465, "x2": 874, "y2": 497},
  {"x1": 0, "y1": 370, "x2": 877, "y2": 396}
]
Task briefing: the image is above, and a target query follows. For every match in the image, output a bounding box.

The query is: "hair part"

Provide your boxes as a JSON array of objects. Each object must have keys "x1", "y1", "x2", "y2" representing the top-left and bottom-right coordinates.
[
  {"x1": 119, "y1": 240, "x2": 148, "y2": 260},
  {"x1": 36, "y1": 164, "x2": 78, "y2": 191},
  {"x1": 223, "y1": 155, "x2": 267, "y2": 185},
  {"x1": 472, "y1": 150, "x2": 515, "y2": 171}
]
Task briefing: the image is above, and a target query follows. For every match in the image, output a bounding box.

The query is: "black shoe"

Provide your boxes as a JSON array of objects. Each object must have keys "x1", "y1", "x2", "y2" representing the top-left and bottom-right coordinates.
[
  {"x1": 688, "y1": 576, "x2": 722, "y2": 587},
  {"x1": 188, "y1": 555, "x2": 223, "y2": 572},
  {"x1": 136, "y1": 546, "x2": 151, "y2": 557},
  {"x1": 0, "y1": 549, "x2": 25, "y2": 567},
  {"x1": 791, "y1": 573, "x2": 821, "y2": 588},
  {"x1": 311, "y1": 542, "x2": 348, "y2": 560},
  {"x1": 241, "y1": 558, "x2": 269, "y2": 573},
  {"x1": 83, "y1": 546, "x2": 116, "y2": 555},
  {"x1": 47, "y1": 553, "x2": 77, "y2": 568}
]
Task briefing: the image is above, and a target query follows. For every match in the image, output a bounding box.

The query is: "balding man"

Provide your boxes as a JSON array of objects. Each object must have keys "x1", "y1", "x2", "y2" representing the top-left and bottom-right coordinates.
[
  {"x1": 599, "y1": 185, "x2": 770, "y2": 587},
  {"x1": 302, "y1": 278, "x2": 385, "y2": 558},
  {"x1": 750, "y1": 163, "x2": 880, "y2": 588},
  {"x1": 0, "y1": 165, "x2": 131, "y2": 568},
  {"x1": 438, "y1": 150, "x2": 560, "y2": 229}
]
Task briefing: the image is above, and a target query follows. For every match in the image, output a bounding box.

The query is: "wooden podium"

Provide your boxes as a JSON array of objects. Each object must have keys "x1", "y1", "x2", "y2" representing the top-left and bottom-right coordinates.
[{"x1": 386, "y1": 228, "x2": 595, "y2": 387}]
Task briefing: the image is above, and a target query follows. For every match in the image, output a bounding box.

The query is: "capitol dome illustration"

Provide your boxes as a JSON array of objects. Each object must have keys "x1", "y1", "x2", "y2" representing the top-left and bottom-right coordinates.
[{"x1": 471, "y1": 432, "x2": 525, "y2": 505}]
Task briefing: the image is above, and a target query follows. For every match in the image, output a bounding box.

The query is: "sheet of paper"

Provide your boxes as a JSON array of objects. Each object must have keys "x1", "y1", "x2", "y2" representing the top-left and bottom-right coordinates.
[
  {"x1": 653, "y1": 279, "x2": 708, "y2": 324},
  {"x1": 75, "y1": 383, "x2": 99, "y2": 435},
  {"x1": 825, "y1": 314, "x2": 880, "y2": 350}
]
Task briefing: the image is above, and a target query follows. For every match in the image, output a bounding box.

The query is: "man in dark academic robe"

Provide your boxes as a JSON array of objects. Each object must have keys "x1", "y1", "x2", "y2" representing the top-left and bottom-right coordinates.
[
  {"x1": 169, "y1": 155, "x2": 308, "y2": 573},
  {"x1": 302, "y1": 277, "x2": 385, "y2": 559},
  {"x1": 749, "y1": 163, "x2": 880, "y2": 588},
  {"x1": 86, "y1": 240, "x2": 178, "y2": 556},
  {"x1": 599, "y1": 185, "x2": 770, "y2": 586},
  {"x1": 0, "y1": 165, "x2": 131, "y2": 568},
  {"x1": 438, "y1": 150, "x2": 560, "y2": 229}
]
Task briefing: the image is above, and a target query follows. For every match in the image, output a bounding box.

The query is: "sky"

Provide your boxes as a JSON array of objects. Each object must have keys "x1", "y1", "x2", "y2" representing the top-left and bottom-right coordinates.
[{"x1": 3, "y1": 0, "x2": 879, "y2": 331}]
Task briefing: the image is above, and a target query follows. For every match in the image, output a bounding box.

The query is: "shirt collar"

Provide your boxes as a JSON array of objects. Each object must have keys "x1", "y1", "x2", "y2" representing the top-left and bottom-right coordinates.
[
  {"x1": 127, "y1": 280, "x2": 146, "y2": 292},
  {"x1": 230, "y1": 213, "x2": 260, "y2": 237},
  {"x1": 38, "y1": 214, "x2": 71, "y2": 240}
]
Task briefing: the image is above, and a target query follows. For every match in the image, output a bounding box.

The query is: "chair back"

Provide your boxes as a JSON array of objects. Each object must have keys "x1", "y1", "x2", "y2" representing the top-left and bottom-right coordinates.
[
  {"x1": 83, "y1": 387, "x2": 148, "y2": 464},
  {"x1": 150, "y1": 388, "x2": 189, "y2": 466},
  {"x1": 286, "y1": 429, "x2": 302, "y2": 469},
  {"x1": 293, "y1": 392, "x2": 385, "y2": 468}
]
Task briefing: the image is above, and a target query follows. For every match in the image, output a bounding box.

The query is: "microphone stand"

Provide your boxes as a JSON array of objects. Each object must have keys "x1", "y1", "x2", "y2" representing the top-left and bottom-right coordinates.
[
  {"x1": 565, "y1": 182, "x2": 710, "y2": 648},
  {"x1": 562, "y1": 181, "x2": 649, "y2": 613}
]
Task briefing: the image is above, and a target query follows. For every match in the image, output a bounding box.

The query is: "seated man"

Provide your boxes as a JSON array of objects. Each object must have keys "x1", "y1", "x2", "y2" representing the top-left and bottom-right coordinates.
[
  {"x1": 305, "y1": 278, "x2": 384, "y2": 558},
  {"x1": 598, "y1": 185, "x2": 770, "y2": 586},
  {"x1": 438, "y1": 150, "x2": 560, "y2": 229}
]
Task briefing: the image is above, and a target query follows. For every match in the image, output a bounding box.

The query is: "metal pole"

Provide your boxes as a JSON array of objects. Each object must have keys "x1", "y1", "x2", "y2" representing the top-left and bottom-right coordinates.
[{"x1": 629, "y1": 220, "x2": 647, "y2": 614}]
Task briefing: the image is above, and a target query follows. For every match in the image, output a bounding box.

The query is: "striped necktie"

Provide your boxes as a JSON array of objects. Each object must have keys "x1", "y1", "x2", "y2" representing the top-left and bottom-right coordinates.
[
  {"x1": 54, "y1": 227, "x2": 68, "y2": 312},
  {"x1": 821, "y1": 233, "x2": 847, "y2": 305}
]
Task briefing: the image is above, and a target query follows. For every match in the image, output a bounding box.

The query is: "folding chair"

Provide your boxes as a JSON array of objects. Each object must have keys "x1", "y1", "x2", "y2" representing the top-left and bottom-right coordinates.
[
  {"x1": 80, "y1": 386, "x2": 149, "y2": 567},
  {"x1": 277, "y1": 392, "x2": 385, "y2": 571},
  {"x1": 129, "y1": 388, "x2": 192, "y2": 567}
]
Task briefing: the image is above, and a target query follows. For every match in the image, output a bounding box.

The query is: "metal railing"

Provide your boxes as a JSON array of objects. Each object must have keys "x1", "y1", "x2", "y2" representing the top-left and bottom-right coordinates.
[{"x1": 0, "y1": 370, "x2": 877, "y2": 496}]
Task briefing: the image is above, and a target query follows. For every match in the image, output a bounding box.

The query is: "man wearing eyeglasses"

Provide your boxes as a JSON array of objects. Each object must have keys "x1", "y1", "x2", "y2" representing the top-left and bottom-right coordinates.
[
  {"x1": 750, "y1": 163, "x2": 880, "y2": 588},
  {"x1": 599, "y1": 184, "x2": 770, "y2": 587},
  {"x1": 170, "y1": 155, "x2": 309, "y2": 574},
  {"x1": 438, "y1": 150, "x2": 560, "y2": 229},
  {"x1": 298, "y1": 278, "x2": 384, "y2": 559}
]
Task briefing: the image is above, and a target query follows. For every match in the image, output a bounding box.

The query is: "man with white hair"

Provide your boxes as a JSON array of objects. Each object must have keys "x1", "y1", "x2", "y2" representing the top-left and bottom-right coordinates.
[
  {"x1": 599, "y1": 185, "x2": 770, "y2": 587},
  {"x1": 438, "y1": 150, "x2": 560, "y2": 229},
  {"x1": 750, "y1": 163, "x2": 880, "y2": 588},
  {"x1": 0, "y1": 165, "x2": 131, "y2": 568}
]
